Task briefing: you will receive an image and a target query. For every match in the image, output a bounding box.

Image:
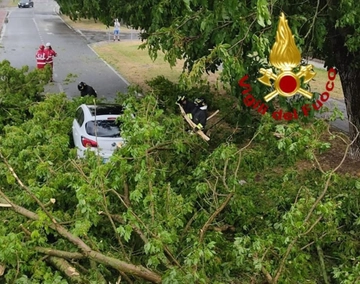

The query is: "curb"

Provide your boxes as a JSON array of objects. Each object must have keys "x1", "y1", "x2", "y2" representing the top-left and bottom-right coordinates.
[
  {"x1": 51, "y1": 7, "x2": 131, "y2": 99},
  {"x1": 55, "y1": 8, "x2": 77, "y2": 33},
  {"x1": 0, "y1": 11, "x2": 9, "y2": 41},
  {"x1": 306, "y1": 57, "x2": 325, "y2": 64},
  {"x1": 55, "y1": 10, "x2": 132, "y2": 88},
  {"x1": 87, "y1": 42, "x2": 130, "y2": 86},
  {"x1": 72, "y1": 28, "x2": 140, "y2": 35},
  {"x1": 88, "y1": 41, "x2": 144, "y2": 98}
]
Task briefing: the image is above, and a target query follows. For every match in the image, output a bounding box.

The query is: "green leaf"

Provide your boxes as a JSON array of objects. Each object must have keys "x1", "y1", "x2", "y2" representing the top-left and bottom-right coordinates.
[{"x1": 355, "y1": 180, "x2": 360, "y2": 189}]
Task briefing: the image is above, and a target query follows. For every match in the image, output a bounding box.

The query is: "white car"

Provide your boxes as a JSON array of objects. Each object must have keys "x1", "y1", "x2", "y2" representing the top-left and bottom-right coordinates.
[{"x1": 72, "y1": 104, "x2": 125, "y2": 162}]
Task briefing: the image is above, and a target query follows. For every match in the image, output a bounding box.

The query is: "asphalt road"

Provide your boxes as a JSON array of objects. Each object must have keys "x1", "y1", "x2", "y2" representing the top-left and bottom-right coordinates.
[{"x1": 0, "y1": 0, "x2": 129, "y2": 100}]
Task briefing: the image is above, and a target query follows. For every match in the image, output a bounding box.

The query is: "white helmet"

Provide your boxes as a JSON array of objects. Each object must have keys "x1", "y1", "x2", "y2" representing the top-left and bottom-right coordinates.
[{"x1": 45, "y1": 42, "x2": 51, "y2": 47}]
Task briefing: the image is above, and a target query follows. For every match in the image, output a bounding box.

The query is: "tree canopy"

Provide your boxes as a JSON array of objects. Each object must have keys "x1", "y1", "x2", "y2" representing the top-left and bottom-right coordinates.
[
  {"x1": 56, "y1": 0, "x2": 360, "y2": 154},
  {"x1": 0, "y1": 59, "x2": 360, "y2": 283},
  {"x1": 2, "y1": 0, "x2": 360, "y2": 281}
]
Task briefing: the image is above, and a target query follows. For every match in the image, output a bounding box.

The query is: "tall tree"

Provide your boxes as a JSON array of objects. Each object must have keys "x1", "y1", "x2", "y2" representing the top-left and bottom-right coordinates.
[{"x1": 56, "y1": 0, "x2": 360, "y2": 155}]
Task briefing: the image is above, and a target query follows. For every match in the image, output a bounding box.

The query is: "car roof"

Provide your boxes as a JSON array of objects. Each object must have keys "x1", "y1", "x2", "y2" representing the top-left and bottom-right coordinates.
[{"x1": 81, "y1": 104, "x2": 124, "y2": 117}]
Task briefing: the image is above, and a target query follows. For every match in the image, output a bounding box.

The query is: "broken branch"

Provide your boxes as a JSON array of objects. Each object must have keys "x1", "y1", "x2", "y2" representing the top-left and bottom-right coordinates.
[
  {"x1": 36, "y1": 247, "x2": 85, "y2": 260},
  {"x1": 0, "y1": 189, "x2": 161, "y2": 283},
  {"x1": 47, "y1": 256, "x2": 82, "y2": 283},
  {"x1": 199, "y1": 192, "x2": 234, "y2": 242},
  {"x1": 0, "y1": 152, "x2": 57, "y2": 224}
]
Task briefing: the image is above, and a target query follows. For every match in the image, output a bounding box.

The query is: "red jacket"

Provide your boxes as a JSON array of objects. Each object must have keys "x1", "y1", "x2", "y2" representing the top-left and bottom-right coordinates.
[
  {"x1": 35, "y1": 49, "x2": 47, "y2": 69},
  {"x1": 45, "y1": 49, "x2": 57, "y2": 65}
]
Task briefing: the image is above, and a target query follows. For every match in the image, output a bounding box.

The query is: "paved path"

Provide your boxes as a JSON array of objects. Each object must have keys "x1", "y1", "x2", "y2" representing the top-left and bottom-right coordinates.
[
  {"x1": 77, "y1": 30, "x2": 140, "y2": 44},
  {"x1": 0, "y1": 0, "x2": 129, "y2": 100},
  {"x1": 0, "y1": 0, "x2": 9, "y2": 37}
]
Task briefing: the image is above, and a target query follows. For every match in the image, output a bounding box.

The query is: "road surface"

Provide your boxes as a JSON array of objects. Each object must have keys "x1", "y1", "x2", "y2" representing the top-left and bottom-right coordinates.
[{"x1": 0, "y1": 0, "x2": 129, "y2": 100}]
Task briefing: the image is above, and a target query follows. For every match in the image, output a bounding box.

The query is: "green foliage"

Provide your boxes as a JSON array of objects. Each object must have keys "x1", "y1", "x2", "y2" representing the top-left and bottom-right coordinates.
[
  {"x1": 145, "y1": 76, "x2": 253, "y2": 142},
  {"x1": 0, "y1": 60, "x2": 51, "y2": 131},
  {"x1": 146, "y1": 75, "x2": 221, "y2": 113},
  {"x1": 55, "y1": 0, "x2": 360, "y2": 80},
  {"x1": 0, "y1": 71, "x2": 359, "y2": 283},
  {"x1": 56, "y1": 0, "x2": 360, "y2": 150}
]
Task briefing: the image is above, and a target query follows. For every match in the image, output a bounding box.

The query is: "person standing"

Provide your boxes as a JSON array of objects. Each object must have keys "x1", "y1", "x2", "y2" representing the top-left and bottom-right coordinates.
[
  {"x1": 35, "y1": 45, "x2": 46, "y2": 69},
  {"x1": 113, "y1": 18, "x2": 120, "y2": 41},
  {"x1": 44, "y1": 42, "x2": 57, "y2": 81}
]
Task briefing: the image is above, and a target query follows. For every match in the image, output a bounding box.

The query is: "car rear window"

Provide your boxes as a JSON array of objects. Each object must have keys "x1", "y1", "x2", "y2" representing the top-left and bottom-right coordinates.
[
  {"x1": 89, "y1": 105, "x2": 124, "y2": 116},
  {"x1": 85, "y1": 120, "x2": 121, "y2": 137}
]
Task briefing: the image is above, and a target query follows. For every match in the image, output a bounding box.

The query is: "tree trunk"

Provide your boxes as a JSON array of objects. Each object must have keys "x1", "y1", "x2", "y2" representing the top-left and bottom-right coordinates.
[
  {"x1": 338, "y1": 66, "x2": 360, "y2": 158},
  {"x1": 329, "y1": 27, "x2": 360, "y2": 158}
]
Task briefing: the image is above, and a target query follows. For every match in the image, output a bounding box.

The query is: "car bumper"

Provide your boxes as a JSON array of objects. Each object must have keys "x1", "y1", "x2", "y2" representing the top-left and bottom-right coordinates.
[
  {"x1": 18, "y1": 4, "x2": 31, "y2": 7},
  {"x1": 77, "y1": 148, "x2": 117, "y2": 161}
]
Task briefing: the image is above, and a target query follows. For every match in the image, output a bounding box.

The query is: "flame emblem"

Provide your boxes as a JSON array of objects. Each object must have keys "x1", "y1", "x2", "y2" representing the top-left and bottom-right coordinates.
[{"x1": 258, "y1": 13, "x2": 316, "y2": 102}]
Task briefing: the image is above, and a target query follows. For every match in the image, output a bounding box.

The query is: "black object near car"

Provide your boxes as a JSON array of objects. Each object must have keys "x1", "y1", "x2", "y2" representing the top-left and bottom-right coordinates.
[{"x1": 18, "y1": 0, "x2": 34, "y2": 8}]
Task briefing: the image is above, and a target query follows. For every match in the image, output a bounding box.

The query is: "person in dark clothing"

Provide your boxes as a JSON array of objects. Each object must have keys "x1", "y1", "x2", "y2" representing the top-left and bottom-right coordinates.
[
  {"x1": 177, "y1": 96, "x2": 197, "y2": 119},
  {"x1": 192, "y1": 98, "x2": 208, "y2": 131},
  {"x1": 77, "y1": 82, "x2": 98, "y2": 97}
]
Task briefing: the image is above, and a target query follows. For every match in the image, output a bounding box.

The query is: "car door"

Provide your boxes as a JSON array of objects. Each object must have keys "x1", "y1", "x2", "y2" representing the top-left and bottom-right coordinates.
[{"x1": 72, "y1": 107, "x2": 85, "y2": 152}]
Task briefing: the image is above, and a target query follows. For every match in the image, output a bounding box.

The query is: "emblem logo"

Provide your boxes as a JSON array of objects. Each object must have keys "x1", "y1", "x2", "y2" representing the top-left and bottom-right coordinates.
[
  {"x1": 257, "y1": 13, "x2": 316, "y2": 102},
  {"x1": 238, "y1": 13, "x2": 337, "y2": 121}
]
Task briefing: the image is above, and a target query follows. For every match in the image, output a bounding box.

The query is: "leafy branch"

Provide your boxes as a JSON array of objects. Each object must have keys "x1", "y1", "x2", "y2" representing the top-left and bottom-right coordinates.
[
  {"x1": 0, "y1": 155, "x2": 162, "y2": 283},
  {"x1": 0, "y1": 188, "x2": 162, "y2": 283},
  {"x1": 270, "y1": 123, "x2": 360, "y2": 284},
  {"x1": 108, "y1": 188, "x2": 182, "y2": 269}
]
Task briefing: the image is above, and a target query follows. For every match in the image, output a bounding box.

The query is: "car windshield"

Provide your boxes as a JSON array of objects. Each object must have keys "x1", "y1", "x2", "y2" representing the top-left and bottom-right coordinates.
[
  {"x1": 19, "y1": 0, "x2": 30, "y2": 3},
  {"x1": 85, "y1": 120, "x2": 121, "y2": 137}
]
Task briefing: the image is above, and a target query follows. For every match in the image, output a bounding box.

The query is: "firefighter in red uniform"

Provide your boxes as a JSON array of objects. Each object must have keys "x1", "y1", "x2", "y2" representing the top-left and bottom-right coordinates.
[
  {"x1": 35, "y1": 45, "x2": 46, "y2": 69},
  {"x1": 44, "y1": 42, "x2": 57, "y2": 81}
]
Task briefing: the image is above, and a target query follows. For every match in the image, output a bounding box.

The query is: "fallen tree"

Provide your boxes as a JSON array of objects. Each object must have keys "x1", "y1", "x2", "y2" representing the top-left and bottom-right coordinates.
[
  {"x1": 0, "y1": 76, "x2": 360, "y2": 283},
  {"x1": 0, "y1": 186, "x2": 161, "y2": 283}
]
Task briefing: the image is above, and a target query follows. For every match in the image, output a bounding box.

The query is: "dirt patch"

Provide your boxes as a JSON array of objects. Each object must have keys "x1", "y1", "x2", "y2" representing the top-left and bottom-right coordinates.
[{"x1": 296, "y1": 129, "x2": 360, "y2": 177}]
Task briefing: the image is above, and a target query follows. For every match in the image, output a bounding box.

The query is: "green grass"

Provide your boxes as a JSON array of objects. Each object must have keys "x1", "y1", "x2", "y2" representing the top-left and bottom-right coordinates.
[
  {"x1": 310, "y1": 67, "x2": 343, "y2": 100},
  {"x1": 6, "y1": 0, "x2": 18, "y2": 7},
  {"x1": 92, "y1": 41, "x2": 183, "y2": 91},
  {"x1": 93, "y1": 41, "x2": 344, "y2": 99},
  {"x1": 93, "y1": 41, "x2": 219, "y2": 91}
]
